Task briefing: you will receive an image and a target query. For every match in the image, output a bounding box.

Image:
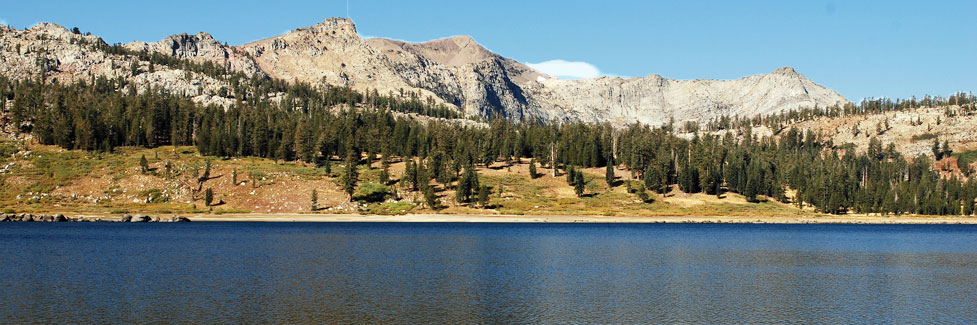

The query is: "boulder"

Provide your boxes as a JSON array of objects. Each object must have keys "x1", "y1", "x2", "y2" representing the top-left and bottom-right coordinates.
[
  {"x1": 130, "y1": 214, "x2": 150, "y2": 222},
  {"x1": 120, "y1": 215, "x2": 132, "y2": 222},
  {"x1": 0, "y1": 214, "x2": 8, "y2": 222},
  {"x1": 150, "y1": 216, "x2": 160, "y2": 222},
  {"x1": 170, "y1": 216, "x2": 191, "y2": 222},
  {"x1": 53, "y1": 214, "x2": 67, "y2": 222}
]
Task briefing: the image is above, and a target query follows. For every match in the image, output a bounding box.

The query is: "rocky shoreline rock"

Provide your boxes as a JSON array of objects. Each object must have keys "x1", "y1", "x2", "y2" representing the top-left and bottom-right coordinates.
[{"x1": 0, "y1": 213, "x2": 191, "y2": 222}]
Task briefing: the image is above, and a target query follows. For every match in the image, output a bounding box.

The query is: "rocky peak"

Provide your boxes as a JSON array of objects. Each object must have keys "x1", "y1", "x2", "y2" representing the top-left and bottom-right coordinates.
[
  {"x1": 24, "y1": 23, "x2": 91, "y2": 41},
  {"x1": 771, "y1": 66, "x2": 801, "y2": 77},
  {"x1": 412, "y1": 35, "x2": 496, "y2": 67},
  {"x1": 305, "y1": 17, "x2": 358, "y2": 38},
  {"x1": 28, "y1": 22, "x2": 71, "y2": 34}
]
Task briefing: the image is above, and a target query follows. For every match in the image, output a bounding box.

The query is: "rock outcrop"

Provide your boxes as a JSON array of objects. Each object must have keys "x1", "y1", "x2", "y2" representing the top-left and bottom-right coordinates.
[
  {"x1": 0, "y1": 23, "x2": 239, "y2": 108},
  {"x1": 0, "y1": 213, "x2": 191, "y2": 222},
  {"x1": 126, "y1": 32, "x2": 264, "y2": 77}
]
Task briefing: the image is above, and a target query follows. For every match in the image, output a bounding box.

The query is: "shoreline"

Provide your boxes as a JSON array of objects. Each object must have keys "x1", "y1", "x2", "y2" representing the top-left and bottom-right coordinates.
[{"x1": 66, "y1": 213, "x2": 977, "y2": 224}]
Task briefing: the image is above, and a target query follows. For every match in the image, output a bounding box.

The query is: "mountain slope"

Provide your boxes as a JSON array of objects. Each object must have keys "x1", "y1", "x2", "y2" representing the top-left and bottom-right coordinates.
[
  {"x1": 0, "y1": 18, "x2": 850, "y2": 125},
  {"x1": 532, "y1": 67, "x2": 849, "y2": 125}
]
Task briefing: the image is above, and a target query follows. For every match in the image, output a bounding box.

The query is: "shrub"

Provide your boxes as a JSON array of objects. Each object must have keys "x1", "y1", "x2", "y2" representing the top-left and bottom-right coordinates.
[
  {"x1": 911, "y1": 133, "x2": 938, "y2": 141},
  {"x1": 356, "y1": 182, "x2": 392, "y2": 202}
]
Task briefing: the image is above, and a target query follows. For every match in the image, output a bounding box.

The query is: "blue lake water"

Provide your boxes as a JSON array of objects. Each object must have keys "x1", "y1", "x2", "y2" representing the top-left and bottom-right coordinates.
[{"x1": 2, "y1": 222, "x2": 977, "y2": 323}]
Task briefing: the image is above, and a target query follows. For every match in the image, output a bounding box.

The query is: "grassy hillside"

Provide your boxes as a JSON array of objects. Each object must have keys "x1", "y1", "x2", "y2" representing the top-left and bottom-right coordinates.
[{"x1": 0, "y1": 138, "x2": 810, "y2": 218}]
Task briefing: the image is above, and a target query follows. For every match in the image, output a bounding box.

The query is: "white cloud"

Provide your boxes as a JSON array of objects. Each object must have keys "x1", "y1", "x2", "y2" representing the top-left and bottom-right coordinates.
[{"x1": 526, "y1": 59, "x2": 601, "y2": 79}]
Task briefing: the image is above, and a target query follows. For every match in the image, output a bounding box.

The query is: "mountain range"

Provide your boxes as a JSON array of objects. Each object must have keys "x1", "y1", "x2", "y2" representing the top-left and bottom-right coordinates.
[{"x1": 0, "y1": 18, "x2": 850, "y2": 125}]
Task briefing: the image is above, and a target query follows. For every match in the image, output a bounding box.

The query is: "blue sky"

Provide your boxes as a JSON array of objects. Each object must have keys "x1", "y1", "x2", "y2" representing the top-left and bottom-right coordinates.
[{"x1": 3, "y1": 0, "x2": 975, "y2": 101}]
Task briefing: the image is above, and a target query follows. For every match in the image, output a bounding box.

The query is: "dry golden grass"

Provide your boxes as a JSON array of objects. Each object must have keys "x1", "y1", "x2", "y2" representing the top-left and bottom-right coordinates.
[{"x1": 0, "y1": 141, "x2": 818, "y2": 218}]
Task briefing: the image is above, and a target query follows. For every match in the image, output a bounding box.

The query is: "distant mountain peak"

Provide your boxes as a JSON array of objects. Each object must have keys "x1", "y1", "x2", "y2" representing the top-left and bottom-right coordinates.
[
  {"x1": 772, "y1": 66, "x2": 801, "y2": 76},
  {"x1": 308, "y1": 17, "x2": 357, "y2": 35}
]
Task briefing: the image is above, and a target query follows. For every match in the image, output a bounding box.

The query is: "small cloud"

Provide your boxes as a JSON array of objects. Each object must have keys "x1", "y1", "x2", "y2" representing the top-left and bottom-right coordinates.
[{"x1": 526, "y1": 59, "x2": 601, "y2": 79}]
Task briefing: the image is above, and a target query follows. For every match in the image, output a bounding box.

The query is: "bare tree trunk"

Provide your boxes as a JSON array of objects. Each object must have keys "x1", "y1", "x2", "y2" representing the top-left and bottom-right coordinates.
[{"x1": 550, "y1": 142, "x2": 558, "y2": 177}]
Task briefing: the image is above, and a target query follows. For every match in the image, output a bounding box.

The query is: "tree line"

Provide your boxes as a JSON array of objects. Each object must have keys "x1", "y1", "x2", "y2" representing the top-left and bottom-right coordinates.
[{"x1": 2, "y1": 72, "x2": 975, "y2": 215}]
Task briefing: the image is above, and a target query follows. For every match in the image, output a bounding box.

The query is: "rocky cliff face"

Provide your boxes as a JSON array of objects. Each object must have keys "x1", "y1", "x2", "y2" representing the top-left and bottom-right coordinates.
[
  {"x1": 0, "y1": 18, "x2": 850, "y2": 125},
  {"x1": 126, "y1": 32, "x2": 264, "y2": 77},
  {"x1": 367, "y1": 35, "x2": 545, "y2": 120}
]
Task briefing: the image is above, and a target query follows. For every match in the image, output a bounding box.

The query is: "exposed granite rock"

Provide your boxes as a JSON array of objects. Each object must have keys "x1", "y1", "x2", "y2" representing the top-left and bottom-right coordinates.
[
  {"x1": 0, "y1": 18, "x2": 851, "y2": 126},
  {"x1": 126, "y1": 32, "x2": 264, "y2": 77}
]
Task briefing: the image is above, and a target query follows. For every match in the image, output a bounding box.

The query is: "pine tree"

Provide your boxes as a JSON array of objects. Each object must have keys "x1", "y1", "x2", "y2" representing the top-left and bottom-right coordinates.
[
  {"x1": 933, "y1": 139, "x2": 942, "y2": 160},
  {"x1": 417, "y1": 160, "x2": 431, "y2": 191},
  {"x1": 528, "y1": 158, "x2": 537, "y2": 179},
  {"x1": 310, "y1": 189, "x2": 318, "y2": 211},
  {"x1": 139, "y1": 154, "x2": 149, "y2": 174},
  {"x1": 744, "y1": 177, "x2": 758, "y2": 203},
  {"x1": 423, "y1": 185, "x2": 440, "y2": 210},
  {"x1": 204, "y1": 188, "x2": 214, "y2": 206},
  {"x1": 456, "y1": 164, "x2": 479, "y2": 203},
  {"x1": 566, "y1": 165, "x2": 576, "y2": 185},
  {"x1": 478, "y1": 185, "x2": 490, "y2": 208},
  {"x1": 942, "y1": 140, "x2": 952, "y2": 158},
  {"x1": 703, "y1": 165, "x2": 723, "y2": 196},
  {"x1": 404, "y1": 159, "x2": 417, "y2": 191},
  {"x1": 574, "y1": 170, "x2": 586, "y2": 197},
  {"x1": 644, "y1": 164, "x2": 666, "y2": 194},
  {"x1": 199, "y1": 159, "x2": 211, "y2": 182},
  {"x1": 341, "y1": 149, "x2": 359, "y2": 201},
  {"x1": 605, "y1": 157, "x2": 615, "y2": 188},
  {"x1": 379, "y1": 153, "x2": 390, "y2": 185}
]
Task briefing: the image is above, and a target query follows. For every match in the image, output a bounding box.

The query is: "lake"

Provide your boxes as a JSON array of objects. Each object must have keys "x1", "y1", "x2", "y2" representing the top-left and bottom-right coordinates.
[{"x1": 2, "y1": 222, "x2": 977, "y2": 323}]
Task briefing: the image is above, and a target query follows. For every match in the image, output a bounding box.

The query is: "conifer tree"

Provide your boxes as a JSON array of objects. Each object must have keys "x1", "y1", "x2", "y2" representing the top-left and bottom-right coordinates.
[
  {"x1": 199, "y1": 159, "x2": 212, "y2": 182},
  {"x1": 204, "y1": 188, "x2": 214, "y2": 206},
  {"x1": 574, "y1": 170, "x2": 586, "y2": 197},
  {"x1": 310, "y1": 189, "x2": 318, "y2": 211},
  {"x1": 423, "y1": 185, "x2": 440, "y2": 210},
  {"x1": 566, "y1": 165, "x2": 576, "y2": 185},
  {"x1": 528, "y1": 158, "x2": 537, "y2": 179},
  {"x1": 478, "y1": 185, "x2": 490, "y2": 208},
  {"x1": 379, "y1": 153, "x2": 390, "y2": 185},
  {"x1": 417, "y1": 160, "x2": 431, "y2": 191},
  {"x1": 341, "y1": 149, "x2": 359, "y2": 201},
  {"x1": 456, "y1": 163, "x2": 479, "y2": 203},
  {"x1": 404, "y1": 159, "x2": 417, "y2": 191},
  {"x1": 744, "y1": 177, "x2": 758, "y2": 203},
  {"x1": 645, "y1": 164, "x2": 667, "y2": 194},
  {"x1": 605, "y1": 157, "x2": 615, "y2": 188},
  {"x1": 139, "y1": 154, "x2": 149, "y2": 174}
]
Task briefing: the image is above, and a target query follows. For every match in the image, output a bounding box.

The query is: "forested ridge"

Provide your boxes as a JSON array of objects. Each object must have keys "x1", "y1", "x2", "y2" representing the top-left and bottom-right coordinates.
[{"x1": 1, "y1": 71, "x2": 975, "y2": 216}]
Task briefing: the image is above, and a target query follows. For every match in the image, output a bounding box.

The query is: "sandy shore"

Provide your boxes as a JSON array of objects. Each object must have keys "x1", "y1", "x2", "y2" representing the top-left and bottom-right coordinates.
[{"x1": 172, "y1": 213, "x2": 977, "y2": 224}]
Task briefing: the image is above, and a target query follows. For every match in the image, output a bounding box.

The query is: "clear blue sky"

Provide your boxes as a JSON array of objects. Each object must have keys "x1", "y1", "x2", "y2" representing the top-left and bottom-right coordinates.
[{"x1": 3, "y1": 0, "x2": 975, "y2": 101}]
